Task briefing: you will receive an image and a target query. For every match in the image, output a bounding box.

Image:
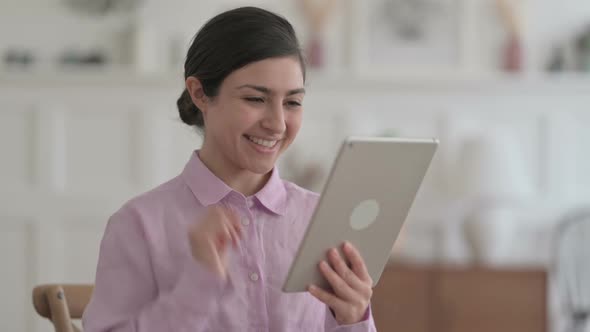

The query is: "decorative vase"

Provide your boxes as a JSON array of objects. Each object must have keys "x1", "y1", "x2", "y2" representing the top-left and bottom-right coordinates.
[
  {"x1": 299, "y1": 0, "x2": 337, "y2": 70},
  {"x1": 503, "y1": 34, "x2": 522, "y2": 72},
  {"x1": 463, "y1": 205, "x2": 517, "y2": 265}
]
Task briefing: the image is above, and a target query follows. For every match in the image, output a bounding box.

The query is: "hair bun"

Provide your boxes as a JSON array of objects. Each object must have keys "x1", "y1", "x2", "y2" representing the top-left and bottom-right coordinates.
[{"x1": 177, "y1": 89, "x2": 204, "y2": 128}]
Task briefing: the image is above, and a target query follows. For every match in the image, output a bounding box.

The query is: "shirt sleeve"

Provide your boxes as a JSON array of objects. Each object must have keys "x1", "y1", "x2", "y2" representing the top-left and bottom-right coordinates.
[
  {"x1": 324, "y1": 304, "x2": 377, "y2": 332},
  {"x1": 82, "y1": 207, "x2": 235, "y2": 332}
]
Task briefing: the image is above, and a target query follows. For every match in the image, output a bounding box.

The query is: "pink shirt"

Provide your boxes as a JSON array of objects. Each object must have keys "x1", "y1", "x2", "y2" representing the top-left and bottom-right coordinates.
[{"x1": 82, "y1": 151, "x2": 376, "y2": 332}]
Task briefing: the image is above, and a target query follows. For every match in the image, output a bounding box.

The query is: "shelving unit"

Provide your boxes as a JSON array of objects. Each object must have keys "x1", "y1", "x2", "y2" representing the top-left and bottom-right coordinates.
[{"x1": 1, "y1": 2, "x2": 589, "y2": 332}]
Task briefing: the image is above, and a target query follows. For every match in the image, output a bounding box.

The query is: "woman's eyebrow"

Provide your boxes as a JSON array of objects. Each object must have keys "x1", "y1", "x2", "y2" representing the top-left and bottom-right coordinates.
[
  {"x1": 286, "y1": 88, "x2": 306, "y2": 96},
  {"x1": 236, "y1": 84, "x2": 305, "y2": 96}
]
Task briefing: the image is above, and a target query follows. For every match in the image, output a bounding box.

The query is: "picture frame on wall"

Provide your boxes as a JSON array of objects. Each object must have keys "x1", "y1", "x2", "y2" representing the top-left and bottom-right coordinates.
[{"x1": 349, "y1": 0, "x2": 471, "y2": 78}]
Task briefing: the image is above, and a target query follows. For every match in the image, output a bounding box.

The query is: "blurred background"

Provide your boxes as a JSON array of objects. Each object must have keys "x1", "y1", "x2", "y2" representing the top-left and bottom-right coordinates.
[{"x1": 2, "y1": 0, "x2": 590, "y2": 331}]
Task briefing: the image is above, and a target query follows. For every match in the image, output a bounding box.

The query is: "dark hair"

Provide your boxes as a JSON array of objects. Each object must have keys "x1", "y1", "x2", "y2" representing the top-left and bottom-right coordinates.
[{"x1": 177, "y1": 6, "x2": 306, "y2": 130}]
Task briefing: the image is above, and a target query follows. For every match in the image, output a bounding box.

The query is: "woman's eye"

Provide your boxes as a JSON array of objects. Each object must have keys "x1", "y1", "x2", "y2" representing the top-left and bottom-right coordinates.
[
  {"x1": 245, "y1": 97, "x2": 264, "y2": 103},
  {"x1": 286, "y1": 100, "x2": 302, "y2": 107}
]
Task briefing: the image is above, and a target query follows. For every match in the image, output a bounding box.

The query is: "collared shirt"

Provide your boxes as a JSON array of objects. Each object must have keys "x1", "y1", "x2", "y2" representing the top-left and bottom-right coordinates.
[{"x1": 82, "y1": 151, "x2": 376, "y2": 332}]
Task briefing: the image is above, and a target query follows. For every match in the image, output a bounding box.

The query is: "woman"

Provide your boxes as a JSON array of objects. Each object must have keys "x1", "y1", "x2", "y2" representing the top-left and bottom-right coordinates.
[{"x1": 83, "y1": 6, "x2": 376, "y2": 331}]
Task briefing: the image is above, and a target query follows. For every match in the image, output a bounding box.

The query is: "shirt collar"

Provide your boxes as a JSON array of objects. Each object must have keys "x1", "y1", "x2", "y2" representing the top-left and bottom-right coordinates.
[
  {"x1": 182, "y1": 151, "x2": 233, "y2": 207},
  {"x1": 181, "y1": 151, "x2": 288, "y2": 216},
  {"x1": 254, "y1": 166, "x2": 287, "y2": 216}
]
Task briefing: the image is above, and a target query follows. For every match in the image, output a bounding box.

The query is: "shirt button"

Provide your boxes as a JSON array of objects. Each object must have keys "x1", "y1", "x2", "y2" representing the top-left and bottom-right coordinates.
[
  {"x1": 249, "y1": 272, "x2": 259, "y2": 282},
  {"x1": 241, "y1": 218, "x2": 251, "y2": 226}
]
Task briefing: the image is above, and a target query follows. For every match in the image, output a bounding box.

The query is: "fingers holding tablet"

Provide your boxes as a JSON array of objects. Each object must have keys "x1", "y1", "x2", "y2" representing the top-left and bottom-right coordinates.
[{"x1": 308, "y1": 242, "x2": 373, "y2": 325}]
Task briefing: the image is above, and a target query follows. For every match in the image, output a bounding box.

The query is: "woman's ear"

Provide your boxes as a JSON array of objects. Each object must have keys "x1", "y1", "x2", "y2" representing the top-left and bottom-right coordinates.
[{"x1": 186, "y1": 77, "x2": 209, "y2": 114}]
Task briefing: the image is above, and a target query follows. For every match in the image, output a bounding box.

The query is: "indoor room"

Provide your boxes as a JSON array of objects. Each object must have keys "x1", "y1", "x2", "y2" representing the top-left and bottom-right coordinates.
[{"x1": 1, "y1": 0, "x2": 590, "y2": 331}]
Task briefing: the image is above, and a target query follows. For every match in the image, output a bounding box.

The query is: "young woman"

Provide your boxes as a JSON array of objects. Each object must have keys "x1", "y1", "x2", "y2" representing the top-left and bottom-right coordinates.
[{"x1": 83, "y1": 6, "x2": 376, "y2": 331}]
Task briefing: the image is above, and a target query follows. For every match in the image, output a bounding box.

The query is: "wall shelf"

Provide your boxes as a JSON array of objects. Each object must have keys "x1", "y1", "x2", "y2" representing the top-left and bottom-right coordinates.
[{"x1": 3, "y1": 68, "x2": 590, "y2": 94}]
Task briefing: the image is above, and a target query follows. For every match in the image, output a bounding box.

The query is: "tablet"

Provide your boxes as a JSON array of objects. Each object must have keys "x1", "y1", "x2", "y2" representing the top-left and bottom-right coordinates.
[{"x1": 282, "y1": 136, "x2": 438, "y2": 292}]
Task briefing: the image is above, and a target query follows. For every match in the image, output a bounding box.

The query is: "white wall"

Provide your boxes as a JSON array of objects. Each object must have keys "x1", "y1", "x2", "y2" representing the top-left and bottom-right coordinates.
[{"x1": 2, "y1": 0, "x2": 590, "y2": 331}]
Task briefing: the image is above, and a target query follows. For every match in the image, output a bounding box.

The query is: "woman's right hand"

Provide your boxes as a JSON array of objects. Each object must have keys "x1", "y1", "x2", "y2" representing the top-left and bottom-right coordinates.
[{"x1": 188, "y1": 205, "x2": 242, "y2": 279}]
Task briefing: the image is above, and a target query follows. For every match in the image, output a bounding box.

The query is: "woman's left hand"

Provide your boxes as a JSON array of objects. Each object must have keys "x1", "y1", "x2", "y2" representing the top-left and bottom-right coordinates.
[{"x1": 308, "y1": 242, "x2": 373, "y2": 325}]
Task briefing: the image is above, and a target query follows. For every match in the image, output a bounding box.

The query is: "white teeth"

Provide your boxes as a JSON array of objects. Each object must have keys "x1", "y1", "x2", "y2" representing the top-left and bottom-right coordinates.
[{"x1": 247, "y1": 135, "x2": 277, "y2": 148}]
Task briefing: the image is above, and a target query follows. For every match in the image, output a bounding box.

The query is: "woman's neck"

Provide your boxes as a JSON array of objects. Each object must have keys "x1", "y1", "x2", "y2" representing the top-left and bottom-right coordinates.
[{"x1": 198, "y1": 147, "x2": 271, "y2": 197}]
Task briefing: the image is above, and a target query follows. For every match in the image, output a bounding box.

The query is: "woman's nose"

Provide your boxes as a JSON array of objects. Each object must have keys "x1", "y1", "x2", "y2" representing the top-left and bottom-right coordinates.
[{"x1": 262, "y1": 102, "x2": 286, "y2": 133}]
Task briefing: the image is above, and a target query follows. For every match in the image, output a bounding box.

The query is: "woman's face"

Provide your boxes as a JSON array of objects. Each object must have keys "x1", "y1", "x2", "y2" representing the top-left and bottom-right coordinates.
[{"x1": 202, "y1": 56, "x2": 305, "y2": 175}]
